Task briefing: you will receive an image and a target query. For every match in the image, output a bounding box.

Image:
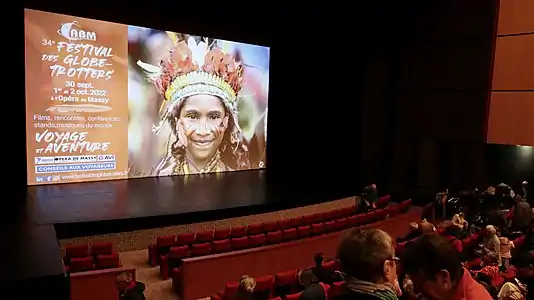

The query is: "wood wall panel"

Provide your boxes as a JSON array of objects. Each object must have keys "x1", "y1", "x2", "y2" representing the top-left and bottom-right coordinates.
[
  {"x1": 497, "y1": 0, "x2": 534, "y2": 35},
  {"x1": 492, "y1": 34, "x2": 534, "y2": 90},
  {"x1": 487, "y1": 92, "x2": 534, "y2": 146}
]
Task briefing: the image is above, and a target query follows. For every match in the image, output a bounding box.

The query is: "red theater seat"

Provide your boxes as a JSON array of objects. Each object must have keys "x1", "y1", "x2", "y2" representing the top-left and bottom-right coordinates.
[
  {"x1": 169, "y1": 245, "x2": 190, "y2": 258},
  {"x1": 278, "y1": 219, "x2": 291, "y2": 230},
  {"x1": 196, "y1": 230, "x2": 214, "y2": 243},
  {"x1": 191, "y1": 243, "x2": 211, "y2": 256},
  {"x1": 324, "y1": 220, "x2": 336, "y2": 232},
  {"x1": 254, "y1": 275, "x2": 274, "y2": 299},
  {"x1": 148, "y1": 235, "x2": 176, "y2": 266},
  {"x1": 266, "y1": 231, "x2": 283, "y2": 244},
  {"x1": 288, "y1": 217, "x2": 302, "y2": 228},
  {"x1": 249, "y1": 234, "x2": 267, "y2": 247},
  {"x1": 263, "y1": 221, "x2": 278, "y2": 232},
  {"x1": 323, "y1": 260, "x2": 337, "y2": 271},
  {"x1": 91, "y1": 241, "x2": 113, "y2": 256},
  {"x1": 230, "y1": 226, "x2": 247, "y2": 237},
  {"x1": 346, "y1": 215, "x2": 358, "y2": 227},
  {"x1": 310, "y1": 223, "x2": 324, "y2": 235},
  {"x1": 69, "y1": 256, "x2": 95, "y2": 273},
  {"x1": 223, "y1": 282, "x2": 239, "y2": 300},
  {"x1": 274, "y1": 269, "x2": 298, "y2": 296},
  {"x1": 211, "y1": 239, "x2": 231, "y2": 253},
  {"x1": 334, "y1": 218, "x2": 347, "y2": 230},
  {"x1": 247, "y1": 223, "x2": 264, "y2": 235},
  {"x1": 302, "y1": 214, "x2": 315, "y2": 225},
  {"x1": 161, "y1": 245, "x2": 189, "y2": 280},
  {"x1": 214, "y1": 228, "x2": 231, "y2": 240},
  {"x1": 66, "y1": 243, "x2": 90, "y2": 259},
  {"x1": 286, "y1": 292, "x2": 303, "y2": 300},
  {"x1": 177, "y1": 233, "x2": 195, "y2": 246},
  {"x1": 96, "y1": 253, "x2": 120, "y2": 269},
  {"x1": 377, "y1": 195, "x2": 391, "y2": 208},
  {"x1": 282, "y1": 228, "x2": 298, "y2": 241},
  {"x1": 297, "y1": 225, "x2": 311, "y2": 237},
  {"x1": 231, "y1": 236, "x2": 249, "y2": 249},
  {"x1": 331, "y1": 282, "x2": 344, "y2": 298}
]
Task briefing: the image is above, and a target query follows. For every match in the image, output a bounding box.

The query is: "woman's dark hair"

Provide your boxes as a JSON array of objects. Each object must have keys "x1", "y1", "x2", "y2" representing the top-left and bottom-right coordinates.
[{"x1": 168, "y1": 99, "x2": 250, "y2": 170}]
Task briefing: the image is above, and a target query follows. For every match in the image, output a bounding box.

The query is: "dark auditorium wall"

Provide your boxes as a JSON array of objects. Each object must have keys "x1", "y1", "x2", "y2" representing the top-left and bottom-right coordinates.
[{"x1": 361, "y1": 0, "x2": 501, "y2": 199}]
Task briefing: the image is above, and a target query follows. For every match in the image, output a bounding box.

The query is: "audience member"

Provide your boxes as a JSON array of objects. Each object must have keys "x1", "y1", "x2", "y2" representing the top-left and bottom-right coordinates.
[
  {"x1": 335, "y1": 228, "x2": 399, "y2": 300},
  {"x1": 475, "y1": 273, "x2": 499, "y2": 299},
  {"x1": 452, "y1": 213, "x2": 468, "y2": 230},
  {"x1": 499, "y1": 236, "x2": 515, "y2": 270},
  {"x1": 362, "y1": 184, "x2": 378, "y2": 209},
  {"x1": 310, "y1": 253, "x2": 334, "y2": 284},
  {"x1": 510, "y1": 195, "x2": 532, "y2": 234},
  {"x1": 401, "y1": 234, "x2": 492, "y2": 300},
  {"x1": 497, "y1": 282, "x2": 526, "y2": 300},
  {"x1": 396, "y1": 222, "x2": 421, "y2": 243},
  {"x1": 116, "y1": 271, "x2": 146, "y2": 300},
  {"x1": 234, "y1": 276, "x2": 256, "y2": 300},
  {"x1": 483, "y1": 225, "x2": 502, "y2": 266},
  {"x1": 299, "y1": 269, "x2": 326, "y2": 300},
  {"x1": 419, "y1": 220, "x2": 436, "y2": 234},
  {"x1": 471, "y1": 252, "x2": 500, "y2": 281}
]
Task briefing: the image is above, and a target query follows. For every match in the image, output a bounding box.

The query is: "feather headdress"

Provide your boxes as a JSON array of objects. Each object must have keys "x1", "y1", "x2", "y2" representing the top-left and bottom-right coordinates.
[{"x1": 137, "y1": 32, "x2": 244, "y2": 134}]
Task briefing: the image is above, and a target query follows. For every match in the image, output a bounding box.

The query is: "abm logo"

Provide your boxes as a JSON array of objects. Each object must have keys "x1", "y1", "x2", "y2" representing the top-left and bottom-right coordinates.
[{"x1": 57, "y1": 21, "x2": 97, "y2": 43}]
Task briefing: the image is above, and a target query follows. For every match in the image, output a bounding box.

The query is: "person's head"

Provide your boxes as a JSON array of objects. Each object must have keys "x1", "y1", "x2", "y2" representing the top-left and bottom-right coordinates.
[
  {"x1": 238, "y1": 275, "x2": 256, "y2": 295},
  {"x1": 371, "y1": 183, "x2": 377, "y2": 189},
  {"x1": 401, "y1": 234, "x2": 463, "y2": 300},
  {"x1": 313, "y1": 253, "x2": 324, "y2": 267},
  {"x1": 483, "y1": 252, "x2": 499, "y2": 266},
  {"x1": 514, "y1": 195, "x2": 524, "y2": 203},
  {"x1": 487, "y1": 186, "x2": 496, "y2": 195},
  {"x1": 409, "y1": 222, "x2": 419, "y2": 232},
  {"x1": 498, "y1": 282, "x2": 523, "y2": 300},
  {"x1": 419, "y1": 221, "x2": 436, "y2": 234},
  {"x1": 298, "y1": 269, "x2": 318, "y2": 287},
  {"x1": 337, "y1": 228, "x2": 397, "y2": 285},
  {"x1": 116, "y1": 271, "x2": 134, "y2": 292},
  {"x1": 486, "y1": 225, "x2": 497, "y2": 236}
]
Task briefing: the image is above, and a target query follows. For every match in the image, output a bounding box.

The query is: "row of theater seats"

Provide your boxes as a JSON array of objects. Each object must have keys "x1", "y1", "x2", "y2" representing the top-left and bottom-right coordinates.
[
  {"x1": 160, "y1": 199, "x2": 411, "y2": 280},
  {"x1": 207, "y1": 261, "x2": 341, "y2": 300},
  {"x1": 63, "y1": 241, "x2": 120, "y2": 273},
  {"x1": 150, "y1": 195, "x2": 400, "y2": 266}
]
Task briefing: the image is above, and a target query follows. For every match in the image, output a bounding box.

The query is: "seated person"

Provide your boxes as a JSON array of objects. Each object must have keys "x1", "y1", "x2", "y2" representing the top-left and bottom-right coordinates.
[
  {"x1": 497, "y1": 281, "x2": 527, "y2": 300},
  {"x1": 234, "y1": 276, "x2": 256, "y2": 300},
  {"x1": 453, "y1": 213, "x2": 469, "y2": 230},
  {"x1": 419, "y1": 219, "x2": 436, "y2": 234},
  {"x1": 482, "y1": 225, "x2": 502, "y2": 266},
  {"x1": 310, "y1": 253, "x2": 334, "y2": 284},
  {"x1": 500, "y1": 236, "x2": 515, "y2": 270},
  {"x1": 475, "y1": 273, "x2": 499, "y2": 299},
  {"x1": 471, "y1": 252, "x2": 500, "y2": 281},
  {"x1": 299, "y1": 269, "x2": 326, "y2": 300},
  {"x1": 362, "y1": 184, "x2": 378, "y2": 209},
  {"x1": 116, "y1": 271, "x2": 146, "y2": 300},
  {"x1": 443, "y1": 220, "x2": 464, "y2": 240},
  {"x1": 396, "y1": 222, "x2": 421, "y2": 243}
]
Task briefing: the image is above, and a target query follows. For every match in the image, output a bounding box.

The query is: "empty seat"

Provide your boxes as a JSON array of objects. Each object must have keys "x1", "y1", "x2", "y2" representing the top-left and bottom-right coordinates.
[
  {"x1": 66, "y1": 243, "x2": 90, "y2": 259},
  {"x1": 249, "y1": 234, "x2": 267, "y2": 247},
  {"x1": 254, "y1": 275, "x2": 274, "y2": 299},
  {"x1": 285, "y1": 292, "x2": 303, "y2": 300},
  {"x1": 297, "y1": 225, "x2": 311, "y2": 237},
  {"x1": 214, "y1": 228, "x2": 231, "y2": 240},
  {"x1": 96, "y1": 253, "x2": 120, "y2": 269},
  {"x1": 288, "y1": 217, "x2": 302, "y2": 228},
  {"x1": 211, "y1": 239, "x2": 231, "y2": 253},
  {"x1": 156, "y1": 235, "x2": 177, "y2": 248},
  {"x1": 91, "y1": 241, "x2": 113, "y2": 255},
  {"x1": 346, "y1": 215, "x2": 358, "y2": 227},
  {"x1": 263, "y1": 220, "x2": 278, "y2": 232},
  {"x1": 335, "y1": 218, "x2": 348, "y2": 230},
  {"x1": 301, "y1": 214, "x2": 315, "y2": 225},
  {"x1": 196, "y1": 230, "x2": 214, "y2": 243},
  {"x1": 266, "y1": 230, "x2": 283, "y2": 244},
  {"x1": 223, "y1": 282, "x2": 240, "y2": 300},
  {"x1": 176, "y1": 233, "x2": 195, "y2": 245},
  {"x1": 330, "y1": 281, "x2": 344, "y2": 298},
  {"x1": 247, "y1": 223, "x2": 264, "y2": 235},
  {"x1": 282, "y1": 228, "x2": 298, "y2": 240},
  {"x1": 323, "y1": 220, "x2": 336, "y2": 232},
  {"x1": 168, "y1": 245, "x2": 190, "y2": 258},
  {"x1": 277, "y1": 219, "x2": 291, "y2": 230},
  {"x1": 191, "y1": 243, "x2": 211, "y2": 256},
  {"x1": 274, "y1": 269, "x2": 298, "y2": 297},
  {"x1": 310, "y1": 223, "x2": 324, "y2": 235},
  {"x1": 231, "y1": 236, "x2": 249, "y2": 249},
  {"x1": 69, "y1": 256, "x2": 94, "y2": 273},
  {"x1": 230, "y1": 226, "x2": 247, "y2": 237}
]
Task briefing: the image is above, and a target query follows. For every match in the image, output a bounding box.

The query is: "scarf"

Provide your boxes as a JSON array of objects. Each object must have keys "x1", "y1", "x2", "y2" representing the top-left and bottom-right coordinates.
[{"x1": 345, "y1": 277, "x2": 399, "y2": 300}]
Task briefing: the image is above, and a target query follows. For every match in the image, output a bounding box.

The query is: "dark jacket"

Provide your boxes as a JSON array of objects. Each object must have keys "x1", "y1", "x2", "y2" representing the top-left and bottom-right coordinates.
[
  {"x1": 300, "y1": 284, "x2": 327, "y2": 300},
  {"x1": 333, "y1": 290, "x2": 393, "y2": 300},
  {"x1": 119, "y1": 282, "x2": 146, "y2": 300},
  {"x1": 310, "y1": 266, "x2": 334, "y2": 284}
]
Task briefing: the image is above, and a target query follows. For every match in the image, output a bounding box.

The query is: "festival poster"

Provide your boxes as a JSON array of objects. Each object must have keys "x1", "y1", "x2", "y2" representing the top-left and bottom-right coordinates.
[{"x1": 24, "y1": 9, "x2": 129, "y2": 185}]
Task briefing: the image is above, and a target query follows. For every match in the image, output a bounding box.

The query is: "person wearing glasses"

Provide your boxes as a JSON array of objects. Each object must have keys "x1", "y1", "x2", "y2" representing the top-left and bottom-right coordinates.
[{"x1": 335, "y1": 228, "x2": 400, "y2": 300}]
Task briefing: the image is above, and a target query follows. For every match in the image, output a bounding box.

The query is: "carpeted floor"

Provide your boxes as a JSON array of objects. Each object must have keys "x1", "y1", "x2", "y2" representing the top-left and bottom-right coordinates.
[{"x1": 98, "y1": 197, "x2": 358, "y2": 300}]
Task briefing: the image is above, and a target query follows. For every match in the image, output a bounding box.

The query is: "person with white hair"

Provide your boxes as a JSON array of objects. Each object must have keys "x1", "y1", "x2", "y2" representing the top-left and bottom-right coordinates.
[{"x1": 482, "y1": 225, "x2": 502, "y2": 266}]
